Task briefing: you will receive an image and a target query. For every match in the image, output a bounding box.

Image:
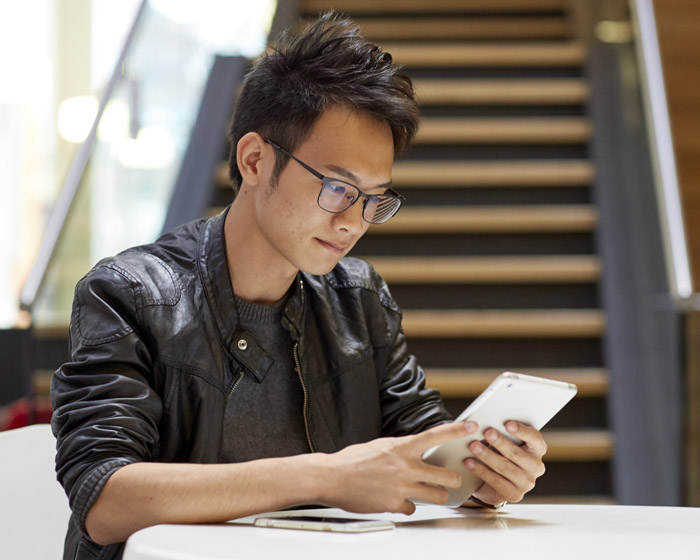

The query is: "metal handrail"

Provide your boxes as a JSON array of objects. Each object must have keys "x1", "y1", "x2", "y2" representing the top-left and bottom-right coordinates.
[
  {"x1": 19, "y1": 0, "x2": 148, "y2": 313},
  {"x1": 631, "y1": 0, "x2": 700, "y2": 308}
]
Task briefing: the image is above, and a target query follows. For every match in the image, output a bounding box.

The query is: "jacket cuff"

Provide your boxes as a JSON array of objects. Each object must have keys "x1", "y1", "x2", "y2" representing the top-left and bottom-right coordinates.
[{"x1": 71, "y1": 458, "x2": 134, "y2": 534}]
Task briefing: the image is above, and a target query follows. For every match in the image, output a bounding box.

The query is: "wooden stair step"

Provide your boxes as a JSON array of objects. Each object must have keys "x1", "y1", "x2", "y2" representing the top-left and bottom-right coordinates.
[
  {"x1": 217, "y1": 160, "x2": 595, "y2": 189},
  {"x1": 402, "y1": 309, "x2": 605, "y2": 337},
  {"x1": 356, "y1": 17, "x2": 570, "y2": 40},
  {"x1": 302, "y1": 0, "x2": 567, "y2": 15},
  {"x1": 416, "y1": 117, "x2": 591, "y2": 144},
  {"x1": 415, "y1": 78, "x2": 590, "y2": 105},
  {"x1": 391, "y1": 160, "x2": 594, "y2": 187},
  {"x1": 369, "y1": 205, "x2": 597, "y2": 234},
  {"x1": 362, "y1": 255, "x2": 600, "y2": 283},
  {"x1": 542, "y1": 430, "x2": 614, "y2": 461},
  {"x1": 425, "y1": 368, "x2": 608, "y2": 397},
  {"x1": 384, "y1": 42, "x2": 586, "y2": 67}
]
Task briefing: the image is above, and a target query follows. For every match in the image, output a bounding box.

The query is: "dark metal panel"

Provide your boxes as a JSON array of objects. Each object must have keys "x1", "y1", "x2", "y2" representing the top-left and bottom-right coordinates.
[
  {"x1": 162, "y1": 56, "x2": 246, "y2": 233},
  {"x1": 587, "y1": 34, "x2": 683, "y2": 505}
]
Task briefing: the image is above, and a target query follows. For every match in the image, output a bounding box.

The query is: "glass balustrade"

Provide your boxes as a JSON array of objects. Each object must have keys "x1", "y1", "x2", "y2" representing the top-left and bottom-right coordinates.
[{"x1": 32, "y1": 0, "x2": 277, "y2": 328}]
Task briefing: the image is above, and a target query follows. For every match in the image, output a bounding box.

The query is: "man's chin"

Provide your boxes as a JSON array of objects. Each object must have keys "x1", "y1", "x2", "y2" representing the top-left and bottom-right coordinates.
[{"x1": 301, "y1": 260, "x2": 343, "y2": 276}]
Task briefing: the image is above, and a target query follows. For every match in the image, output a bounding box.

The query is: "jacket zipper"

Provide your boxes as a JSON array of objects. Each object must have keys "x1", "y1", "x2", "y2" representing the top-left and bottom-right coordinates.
[
  {"x1": 293, "y1": 342, "x2": 315, "y2": 452},
  {"x1": 227, "y1": 370, "x2": 245, "y2": 400}
]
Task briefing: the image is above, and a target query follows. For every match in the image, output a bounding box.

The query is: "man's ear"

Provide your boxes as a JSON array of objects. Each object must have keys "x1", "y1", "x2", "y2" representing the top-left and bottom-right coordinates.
[{"x1": 236, "y1": 132, "x2": 270, "y2": 187}]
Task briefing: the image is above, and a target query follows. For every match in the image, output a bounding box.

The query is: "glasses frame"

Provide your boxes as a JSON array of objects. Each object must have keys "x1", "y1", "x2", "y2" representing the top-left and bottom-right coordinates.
[{"x1": 263, "y1": 138, "x2": 404, "y2": 224}]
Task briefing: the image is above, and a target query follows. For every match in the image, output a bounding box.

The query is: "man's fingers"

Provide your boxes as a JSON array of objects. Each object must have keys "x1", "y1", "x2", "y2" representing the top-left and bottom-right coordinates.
[
  {"x1": 505, "y1": 421, "x2": 548, "y2": 456},
  {"x1": 409, "y1": 483, "x2": 452, "y2": 506},
  {"x1": 463, "y1": 422, "x2": 548, "y2": 503},
  {"x1": 480, "y1": 426, "x2": 546, "y2": 477},
  {"x1": 418, "y1": 462, "x2": 462, "y2": 489},
  {"x1": 399, "y1": 500, "x2": 417, "y2": 516},
  {"x1": 465, "y1": 457, "x2": 523, "y2": 502},
  {"x1": 468, "y1": 439, "x2": 532, "y2": 489},
  {"x1": 411, "y1": 421, "x2": 478, "y2": 454}
]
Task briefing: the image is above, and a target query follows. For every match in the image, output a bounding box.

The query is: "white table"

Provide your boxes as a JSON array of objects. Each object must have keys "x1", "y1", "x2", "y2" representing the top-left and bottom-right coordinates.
[{"x1": 124, "y1": 504, "x2": 700, "y2": 560}]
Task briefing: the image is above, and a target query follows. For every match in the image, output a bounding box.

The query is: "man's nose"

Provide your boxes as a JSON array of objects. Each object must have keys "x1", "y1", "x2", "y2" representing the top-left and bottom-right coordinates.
[{"x1": 333, "y1": 199, "x2": 366, "y2": 234}]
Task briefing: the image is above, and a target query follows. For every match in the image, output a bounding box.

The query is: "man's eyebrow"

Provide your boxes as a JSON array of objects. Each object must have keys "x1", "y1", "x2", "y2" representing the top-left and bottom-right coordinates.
[{"x1": 326, "y1": 164, "x2": 393, "y2": 191}]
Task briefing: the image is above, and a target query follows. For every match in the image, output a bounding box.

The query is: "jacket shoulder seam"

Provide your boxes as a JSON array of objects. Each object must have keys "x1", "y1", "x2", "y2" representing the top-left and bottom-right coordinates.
[
  {"x1": 75, "y1": 265, "x2": 137, "y2": 345},
  {"x1": 114, "y1": 251, "x2": 182, "y2": 308}
]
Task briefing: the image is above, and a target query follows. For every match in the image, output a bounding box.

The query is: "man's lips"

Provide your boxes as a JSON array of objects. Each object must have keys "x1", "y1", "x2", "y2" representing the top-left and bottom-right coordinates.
[{"x1": 316, "y1": 238, "x2": 349, "y2": 253}]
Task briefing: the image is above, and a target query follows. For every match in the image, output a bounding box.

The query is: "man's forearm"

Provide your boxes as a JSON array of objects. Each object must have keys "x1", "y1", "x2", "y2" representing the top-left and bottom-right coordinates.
[
  {"x1": 85, "y1": 454, "x2": 327, "y2": 545},
  {"x1": 85, "y1": 422, "x2": 477, "y2": 546}
]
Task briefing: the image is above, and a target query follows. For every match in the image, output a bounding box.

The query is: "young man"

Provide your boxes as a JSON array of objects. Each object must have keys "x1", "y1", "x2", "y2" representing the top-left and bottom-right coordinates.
[{"x1": 52, "y1": 13, "x2": 547, "y2": 559}]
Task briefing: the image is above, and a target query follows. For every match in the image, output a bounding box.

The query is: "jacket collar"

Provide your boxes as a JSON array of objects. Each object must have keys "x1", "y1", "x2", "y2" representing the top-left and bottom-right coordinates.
[{"x1": 197, "y1": 207, "x2": 306, "y2": 376}]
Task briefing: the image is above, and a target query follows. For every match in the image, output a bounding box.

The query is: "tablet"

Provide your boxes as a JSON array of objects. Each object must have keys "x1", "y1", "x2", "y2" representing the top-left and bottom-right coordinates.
[{"x1": 422, "y1": 372, "x2": 577, "y2": 507}]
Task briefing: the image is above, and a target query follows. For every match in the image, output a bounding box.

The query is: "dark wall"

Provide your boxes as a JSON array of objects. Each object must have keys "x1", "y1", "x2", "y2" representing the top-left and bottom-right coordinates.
[{"x1": 0, "y1": 329, "x2": 34, "y2": 406}]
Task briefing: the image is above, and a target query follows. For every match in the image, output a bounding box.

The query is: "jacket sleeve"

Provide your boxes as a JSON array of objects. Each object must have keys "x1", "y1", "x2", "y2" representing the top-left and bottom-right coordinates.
[
  {"x1": 51, "y1": 261, "x2": 163, "y2": 535},
  {"x1": 377, "y1": 323, "x2": 453, "y2": 436},
  {"x1": 367, "y1": 269, "x2": 453, "y2": 436}
]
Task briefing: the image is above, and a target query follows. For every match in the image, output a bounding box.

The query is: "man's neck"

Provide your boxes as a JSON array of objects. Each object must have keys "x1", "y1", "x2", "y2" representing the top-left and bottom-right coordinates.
[{"x1": 223, "y1": 200, "x2": 297, "y2": 305}]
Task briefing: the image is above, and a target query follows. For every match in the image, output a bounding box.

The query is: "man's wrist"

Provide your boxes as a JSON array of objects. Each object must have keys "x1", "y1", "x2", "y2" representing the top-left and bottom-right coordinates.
[{"x1": 299, "y1": 452, "x2": 334, "y2": 505}]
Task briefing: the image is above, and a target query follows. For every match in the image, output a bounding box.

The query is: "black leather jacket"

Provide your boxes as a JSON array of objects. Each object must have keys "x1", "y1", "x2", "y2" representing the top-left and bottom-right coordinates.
[{"x1": 51, "y1": 209, "x2": 450, "y2": 559}]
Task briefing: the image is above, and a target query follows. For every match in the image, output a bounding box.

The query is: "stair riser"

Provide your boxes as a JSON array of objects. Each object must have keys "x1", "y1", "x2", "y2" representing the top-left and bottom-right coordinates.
[
  {"x1": 397, "y1": 187, "x2": 589, "y2": 205},
  {"x1": 406, "y1": 67, "x2": 584, "y2": 80},
  {"x1": 388, "y1": 284, "x2": 599, "y2": 310},
  {"x1": 404, "y1": 145, "x2": 589, "y2": 160},
  {"x1": 408, "y1": 337, "x2": 602, "y2": 369},
  {"x1": 419, "y1": 105, "x2": 587, "y2": 117},
  {"x1": 531, "y1": 462, "x2": 611, "y2": 496},
  {"x1": 351, "y1": 232, "x2": 595, "y2": 256}
]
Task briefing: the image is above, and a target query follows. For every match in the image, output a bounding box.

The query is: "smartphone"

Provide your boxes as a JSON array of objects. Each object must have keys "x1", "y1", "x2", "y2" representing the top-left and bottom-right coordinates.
[
  {"x1": 422, "y1": 372, "x2": 577, "y2": 507},
  {"x1": 254, "y1": 515, "x2": 395, "y2": 533}
]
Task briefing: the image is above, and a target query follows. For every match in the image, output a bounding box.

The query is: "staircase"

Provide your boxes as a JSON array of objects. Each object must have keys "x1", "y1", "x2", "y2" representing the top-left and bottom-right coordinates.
[{"x1": 293, "y1": 0, "x2": 613, "y2": 501}]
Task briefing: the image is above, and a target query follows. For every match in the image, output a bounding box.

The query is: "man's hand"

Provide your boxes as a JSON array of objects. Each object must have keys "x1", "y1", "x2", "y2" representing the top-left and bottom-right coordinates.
[
  {"x1": 464, "y1": 421, "x2": 547, "y2": 506},
  {"x1": 320, "y1": 421, "x2": 479, "y2": 515}
]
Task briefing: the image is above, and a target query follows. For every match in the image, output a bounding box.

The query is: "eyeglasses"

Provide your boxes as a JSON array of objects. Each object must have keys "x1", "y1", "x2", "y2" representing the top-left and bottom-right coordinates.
[{"x1": 264, "y1": 139, "x2": 404, "y2": 224}]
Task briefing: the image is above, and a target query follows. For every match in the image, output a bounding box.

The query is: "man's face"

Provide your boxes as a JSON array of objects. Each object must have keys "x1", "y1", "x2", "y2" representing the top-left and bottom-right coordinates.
[{"x1": 252, "y1": 105, "x2": 395, "y2": 276}]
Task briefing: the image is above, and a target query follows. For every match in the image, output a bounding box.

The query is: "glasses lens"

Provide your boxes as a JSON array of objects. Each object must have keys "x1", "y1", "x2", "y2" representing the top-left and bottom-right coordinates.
[
  {"x1": 319, "y1": 179, "x2": 358, "y2": 212},
  {"x1": 364, "y1": 195, "x2": 402, "y2": 224}
]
